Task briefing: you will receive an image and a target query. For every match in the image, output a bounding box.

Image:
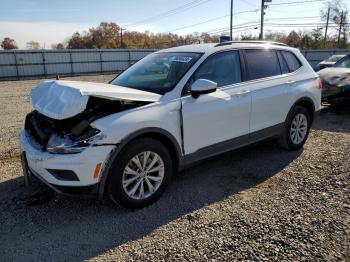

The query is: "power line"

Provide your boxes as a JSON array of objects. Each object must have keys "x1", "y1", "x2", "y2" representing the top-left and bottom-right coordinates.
[
  {"x1": 125, "y1": 0, "x2": 213, "y2": 29},
  {"x1": 173, "y1": 15, "x2": 325, "y2": 35},
  {"x1": 167, "y1": 9, "x2": 259, "y2": 33},
  {"x1": 268, "y1": 8, "x2": 318, "y2": 14},
  {"x1": 207, "y1": 23, "x2": 260, "y2": 35},
  {"x1": 183, "y1": 14, "x2": 324, "y2": 35},
  {"x1": 169, "y1": 14, "x2": 229, "y2": 33},
  {"x1": 267, "y1": 0, "x2": 326, "y2": 6},
  {"x1": 209, "y1": 25, "x2": 260, "y2": 35},
  {"x1": 239, "y1": 0, "x2": 259, "y2": 7},
  {"x1": 207, "y1": 20, "x2": 261, "y2": 33},
  {"x1": 266, "y1": 22, "x2": 349, "y2": 25},
  {"x1": 126, "y1": 0, "x2": 206, "y2": 27},
  {"x1": 265, "y1": 16, "x2": 321, "y2": 20}
]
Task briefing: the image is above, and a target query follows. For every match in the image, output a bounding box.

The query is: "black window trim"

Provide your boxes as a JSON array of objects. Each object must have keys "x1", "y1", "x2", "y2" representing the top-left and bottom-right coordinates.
[
  {"x1": 181, "y1": 48, "x2": 244, "y2": 96},
  {"x1": 181, "y1": 47, "x2": 304, "y2": 97},
  {"x1": 276, "y1": 50, "x2": 290, "y2": 75},
  {"x1": 279, "y1": 50, "x2": 303, "y2": 73}
]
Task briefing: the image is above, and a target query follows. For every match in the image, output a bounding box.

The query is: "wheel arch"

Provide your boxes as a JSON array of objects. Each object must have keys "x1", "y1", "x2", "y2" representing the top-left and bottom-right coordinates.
[
  {"x1": 289, "y1": 97, "x2": 316, "y2": 124},
  {"x1": 98, "y1": 127, "x2": 184, "y2": 199}
]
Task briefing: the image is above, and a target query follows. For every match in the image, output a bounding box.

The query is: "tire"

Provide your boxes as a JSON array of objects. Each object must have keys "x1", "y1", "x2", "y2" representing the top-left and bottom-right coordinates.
[
  {"x1": 278, "y1": 106, "x2": 311, "y2": 151},
  {"x1": 107, "y1": 137, "x2": 172, "y2": 209}
]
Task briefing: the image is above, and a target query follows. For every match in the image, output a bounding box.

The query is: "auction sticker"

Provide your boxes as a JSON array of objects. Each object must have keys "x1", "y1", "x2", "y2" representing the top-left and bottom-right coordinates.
[{"x1": 171, "y1": 56, "x2": 193, "y2": 63}]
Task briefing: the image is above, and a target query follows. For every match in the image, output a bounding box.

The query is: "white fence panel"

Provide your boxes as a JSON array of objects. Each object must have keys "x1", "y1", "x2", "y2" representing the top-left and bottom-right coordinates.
[
  {"x1": 0, "y1": 49, "x2": 156, "y2": 80},
  {"x1": 1, "y1": 48, "x2": 349, "y2": 80}
]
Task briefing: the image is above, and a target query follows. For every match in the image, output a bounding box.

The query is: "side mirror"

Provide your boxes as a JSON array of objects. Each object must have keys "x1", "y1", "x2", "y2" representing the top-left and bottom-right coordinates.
[{"x1": 190, "y1": 79, "x2": 217, "y2": 98}]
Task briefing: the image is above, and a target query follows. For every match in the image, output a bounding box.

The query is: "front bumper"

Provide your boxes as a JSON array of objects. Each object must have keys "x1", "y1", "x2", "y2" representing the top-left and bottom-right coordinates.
[
  {"x1": 322, "y1": 85, "x2": 350, "y2": 100},
  {"x1": 20, "y1": 130, "x2": 115, "y2": 189}
]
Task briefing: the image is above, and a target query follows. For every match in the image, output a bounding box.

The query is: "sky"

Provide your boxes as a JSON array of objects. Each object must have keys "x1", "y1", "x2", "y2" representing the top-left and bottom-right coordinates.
[{"x1": 0, "y1": 0, "x2": 332, "y2": 49}]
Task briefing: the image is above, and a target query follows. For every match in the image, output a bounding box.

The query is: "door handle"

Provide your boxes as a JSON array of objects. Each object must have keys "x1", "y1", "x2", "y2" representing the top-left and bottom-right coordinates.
[
  {"x1": 237, "y1": 89, "x2": 250, "y2": 95},
  {"x1": 286, "y1": 80, "x2": 295, "y2": 85}
]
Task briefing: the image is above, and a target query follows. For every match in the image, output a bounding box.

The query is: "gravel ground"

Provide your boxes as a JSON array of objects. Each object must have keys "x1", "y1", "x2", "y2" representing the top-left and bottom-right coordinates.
[{"x1": 0, "y1": 75, "x2": 349, "y2": 261}]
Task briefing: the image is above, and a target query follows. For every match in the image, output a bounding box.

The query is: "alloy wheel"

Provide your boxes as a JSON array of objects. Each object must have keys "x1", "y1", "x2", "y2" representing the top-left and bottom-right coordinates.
[
  {"x1": 290, "y1": 113, "x2": 308, "y2": 145},
  {"x1": 122, "y1": 151, "x2": 165, "y2": 200}
]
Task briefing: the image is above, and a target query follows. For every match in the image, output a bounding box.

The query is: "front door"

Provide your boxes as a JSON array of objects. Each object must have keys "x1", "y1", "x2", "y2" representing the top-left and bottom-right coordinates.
[{"x1": 181, "y1": 50, "x2": 251, "y2": 157}]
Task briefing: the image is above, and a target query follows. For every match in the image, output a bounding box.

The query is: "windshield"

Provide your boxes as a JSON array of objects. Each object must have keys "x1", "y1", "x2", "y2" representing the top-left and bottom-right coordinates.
[
  {"x1": 111, "y1": 52, "x2": 202, "y2": 95},
  {"x1": 334, "y1": 55, "x2": 350, "y2": 68},
  {"x1": 325, "y1": 55, "x2": 345, "y2": 62}
]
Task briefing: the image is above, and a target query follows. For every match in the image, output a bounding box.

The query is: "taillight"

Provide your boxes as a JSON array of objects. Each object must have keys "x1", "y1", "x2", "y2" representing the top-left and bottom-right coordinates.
[{"x1": 317, "y1": 78, "x2": 323, "y2": 89}]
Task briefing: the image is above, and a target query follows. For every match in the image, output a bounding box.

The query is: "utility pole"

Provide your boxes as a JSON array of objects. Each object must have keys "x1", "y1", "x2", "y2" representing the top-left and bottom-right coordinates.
[
  {"x1": 260, "y1": 0, "x2": 271, "y2": 40},
  {"x1": 260, "y1": 0, "x2": 264, "y2": 40},
  {"x1": 120, "y1": 28, "x2": 124, "y2": 48},
  {"x1": 324, "y1": 6, "x2": 330, "y2": 47},
  {"x1": 230, "y1": 0, "x2": 233, "y2": 40},
  {"x1": 337, "y1": 11, "x2": 344, "y2": 47}
]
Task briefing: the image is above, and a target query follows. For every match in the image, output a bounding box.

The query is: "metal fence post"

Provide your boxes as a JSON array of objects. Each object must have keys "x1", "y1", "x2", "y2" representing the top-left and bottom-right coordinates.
[
  {"x1": 13, "y1": 51, "x2": 19, "y2": 80},
  {"x1": 128, "y1": 49, "x2": 132, "y2": 67},
  {"x1": 304, "y1": 50, "x2": 308, "y2": 62},
  {"x1": 69, "y1": 50, "x2": 74, "y2": 76},
  {"x1": 41, "y1": 51, "x2": 47, "y2": 78},
  {"x1": 99, "y1": 50, "x2": 103, "y2": 74}
]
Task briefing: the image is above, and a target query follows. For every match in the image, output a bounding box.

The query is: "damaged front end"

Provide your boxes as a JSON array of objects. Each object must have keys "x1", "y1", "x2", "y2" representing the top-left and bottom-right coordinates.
[
  {"x1": 25, "y1": 96, "x2": 149, "y2": 154},
  {"x1": 24, "y1": 80, "x2": 160, "y2": 154}
]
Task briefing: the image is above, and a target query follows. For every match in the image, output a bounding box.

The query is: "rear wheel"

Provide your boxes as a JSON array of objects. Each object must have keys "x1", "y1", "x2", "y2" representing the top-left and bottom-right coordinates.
[
  {"x1": 278, "y1": 106, "x2": 311, "y2": 150},
  {"x1": 107, "y1": 138, "x2": 172, "y2": 209}
]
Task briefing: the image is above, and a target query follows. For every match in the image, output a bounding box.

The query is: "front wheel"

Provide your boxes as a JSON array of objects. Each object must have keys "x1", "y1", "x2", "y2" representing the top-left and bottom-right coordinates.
[
  {"x1": 278, "y1": 106, "x2": 311, "y2": 150},
  {"x1": 107, "y1": 138, "x2": 172, "y2": 209}
]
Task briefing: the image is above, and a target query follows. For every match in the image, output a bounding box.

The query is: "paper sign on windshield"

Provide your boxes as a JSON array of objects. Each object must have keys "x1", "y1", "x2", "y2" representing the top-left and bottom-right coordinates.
[{"x1": 171, "y1": 56, "x2": 193, "y2": 63}]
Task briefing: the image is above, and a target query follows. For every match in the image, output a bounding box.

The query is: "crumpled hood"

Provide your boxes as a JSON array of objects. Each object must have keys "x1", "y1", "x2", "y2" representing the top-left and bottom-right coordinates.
[
  {"x1": 30, "y1": 80, "x2": 161, "y2": 120},
  {"x1": 318, "y1": 67, "x2": 350, "y2": 88}
]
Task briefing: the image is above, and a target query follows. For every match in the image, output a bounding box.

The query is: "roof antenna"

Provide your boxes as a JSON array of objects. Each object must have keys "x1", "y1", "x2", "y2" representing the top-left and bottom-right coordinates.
[{"x1": 56, "y1": 74, "x2": 60, "y2": 80}]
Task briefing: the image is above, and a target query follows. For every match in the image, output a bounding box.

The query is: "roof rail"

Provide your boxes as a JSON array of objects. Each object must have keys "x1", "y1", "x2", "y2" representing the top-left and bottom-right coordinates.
[{"x1": 215, "y1": 40, "x2": 288, "y2": 47}]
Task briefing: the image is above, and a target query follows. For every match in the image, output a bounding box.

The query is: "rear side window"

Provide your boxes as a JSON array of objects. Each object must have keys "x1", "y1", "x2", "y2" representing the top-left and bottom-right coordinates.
[
  {"x1": 281, "y1": 51, "x2": 302, "y2": 72},
  {"x1": 193, "y1": 50, "x2": 241, "y2": 87},
  {"x1": 244, "y1": 50, "x2": 281, "y2": 80}
]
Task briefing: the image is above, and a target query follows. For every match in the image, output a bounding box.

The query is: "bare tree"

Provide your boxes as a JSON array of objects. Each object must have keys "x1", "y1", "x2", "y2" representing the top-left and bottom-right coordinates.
[
  {"x1": 67, "y1": 32, "x2": 90, "y2": 49},
  {"x1": 321, "y1": 0, "x2": 349, "y2": 47},
  {"x1": 26, "y1": 41, "x2": 41, "y2": 50},
  {"x1": 286, "y1": 31, "x2": 301, "y2": 47},
  {"x1": 51, "y1": 43, "x2": 65, "y2": 49}
]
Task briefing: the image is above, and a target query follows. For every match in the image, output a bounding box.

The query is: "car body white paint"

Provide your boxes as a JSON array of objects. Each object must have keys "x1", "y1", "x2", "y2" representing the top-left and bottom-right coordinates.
[
  {"x1": 31, "y1": 80, "x2": 161, "y2": 120},
  {"x1": 20, "y1": 131, "x2": 114, "y2": 186},
  {"x1": 20, "y1": 42, "x2": 321, "y2": 188}
]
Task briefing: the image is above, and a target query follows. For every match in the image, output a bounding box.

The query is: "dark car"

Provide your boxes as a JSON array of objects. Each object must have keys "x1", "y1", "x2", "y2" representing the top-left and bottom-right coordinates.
[
  {"x1": 318, "y1": 54, "x2": 350, "y2": 101},
  {"x1": 315, "y1": 54, "x2": 346, "y2": 71}
]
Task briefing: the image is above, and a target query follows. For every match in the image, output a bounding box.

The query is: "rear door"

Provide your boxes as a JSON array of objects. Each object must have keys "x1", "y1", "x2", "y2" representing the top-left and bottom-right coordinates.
[
  {"x1": 242, "y1": 49, "x2": 293, "y2": 140},
  {"x1": 181, "y1": 50, "x2": 251, "y2": 157}
]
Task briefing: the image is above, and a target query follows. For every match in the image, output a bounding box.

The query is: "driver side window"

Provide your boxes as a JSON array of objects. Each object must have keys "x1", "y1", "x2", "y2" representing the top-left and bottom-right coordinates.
[{"x1": 183, "y1": 50, "x2": 242, "y2": 95}]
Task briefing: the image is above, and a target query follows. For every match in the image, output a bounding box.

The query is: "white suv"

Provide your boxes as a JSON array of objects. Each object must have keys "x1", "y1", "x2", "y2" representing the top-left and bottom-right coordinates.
[{"x1": 20, "y1": 41, "x2": 322, "y2": 209}]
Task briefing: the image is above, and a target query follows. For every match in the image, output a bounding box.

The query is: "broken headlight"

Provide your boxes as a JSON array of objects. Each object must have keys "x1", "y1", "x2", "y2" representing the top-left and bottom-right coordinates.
[{"x1": 46, "y1": 128, "x2": 104, "y2": 154}]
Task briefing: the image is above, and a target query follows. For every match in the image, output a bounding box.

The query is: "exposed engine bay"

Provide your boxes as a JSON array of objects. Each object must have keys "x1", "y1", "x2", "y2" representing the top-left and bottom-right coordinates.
[{"x1": 25, "y1": 97, "x2": 149, "y2": 151}]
